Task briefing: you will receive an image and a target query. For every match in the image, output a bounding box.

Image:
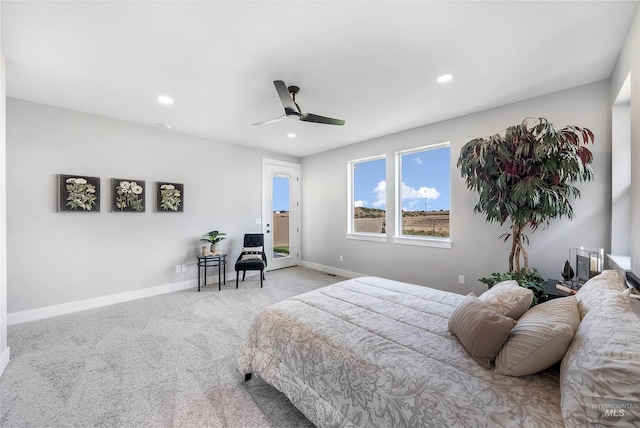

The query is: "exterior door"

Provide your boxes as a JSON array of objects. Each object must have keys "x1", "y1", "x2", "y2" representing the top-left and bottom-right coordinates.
[{"x1": 262, "y1": 159, "x2": 300, "y2": 270}]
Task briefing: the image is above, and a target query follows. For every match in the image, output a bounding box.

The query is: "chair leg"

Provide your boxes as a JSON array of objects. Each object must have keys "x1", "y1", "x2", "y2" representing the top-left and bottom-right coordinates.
[
  {"x1": 242, "y1": 271, "x2": 246, "y2": 281},
  {"x1": 260, "y1": 269, "x2": 263, "y2": 288},
  {"x1": 236, "y1": 271, "x2": 239, "y2": 289}
]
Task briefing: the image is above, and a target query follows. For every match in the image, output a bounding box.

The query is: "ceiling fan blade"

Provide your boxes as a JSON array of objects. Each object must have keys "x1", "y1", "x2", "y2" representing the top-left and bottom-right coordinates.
[
  {"x1": 273, "y1": 80, "x2": 300, "y2": 116},
  {"x1": 253, "y1": 115, "x2": 286, "y2": 125},
  {"x1": 300, "y1": 113, "x2": 345, "y2": 126}
]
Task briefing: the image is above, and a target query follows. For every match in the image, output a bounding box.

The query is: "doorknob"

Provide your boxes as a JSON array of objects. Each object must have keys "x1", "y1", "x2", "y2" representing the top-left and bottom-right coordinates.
[{"x1": 266, "y1": 230, "x2": 271, "y2": 233}]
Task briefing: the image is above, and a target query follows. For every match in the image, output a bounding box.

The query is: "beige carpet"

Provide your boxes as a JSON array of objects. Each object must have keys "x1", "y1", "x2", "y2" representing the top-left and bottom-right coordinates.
[{"x1": 0, "y1": 266, "x2": 346, "y2": 427}]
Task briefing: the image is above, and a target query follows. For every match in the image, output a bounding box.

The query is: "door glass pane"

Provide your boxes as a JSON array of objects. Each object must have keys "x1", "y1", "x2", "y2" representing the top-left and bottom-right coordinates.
[{"x1": 272, "y1": 175, "x2": 290, "y2": 259}]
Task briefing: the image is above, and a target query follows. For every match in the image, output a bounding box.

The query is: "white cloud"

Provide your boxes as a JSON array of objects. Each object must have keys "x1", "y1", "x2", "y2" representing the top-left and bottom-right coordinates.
[
  {"x1": 372, "y1": 180, "x2": 386, "y2": 208},
  {"x1": 413, "y1": 158, "x2": 423, "y2": 165},
  {"x1": 402, "y1": 183, "x2": 440, "y2": 210},
  {"x1": 354, "y1": 200, "x2": 365, "y2": 208}
]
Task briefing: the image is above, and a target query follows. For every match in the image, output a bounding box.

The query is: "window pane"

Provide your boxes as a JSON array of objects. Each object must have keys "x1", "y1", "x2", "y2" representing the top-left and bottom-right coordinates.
[
  {"x1": 352, "y1": 157, "x2": 386, "y2": 233},
  {"x1": 400, "y1": 145, "x2": 450, "y2": 238},
  {"x1": 272, "y1": 175, "x2": 290, "y2": 259}
]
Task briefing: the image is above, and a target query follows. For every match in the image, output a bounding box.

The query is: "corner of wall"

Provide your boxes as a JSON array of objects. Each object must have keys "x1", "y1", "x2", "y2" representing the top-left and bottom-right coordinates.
[{"x1": 1, "y1": 50, "x2": 10, "y2": 377}]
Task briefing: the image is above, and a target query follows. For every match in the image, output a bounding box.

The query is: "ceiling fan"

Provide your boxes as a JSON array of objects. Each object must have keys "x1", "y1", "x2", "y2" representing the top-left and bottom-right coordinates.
[{"x1": 254, "y1": 80, "x2": 345, "y2": 126}]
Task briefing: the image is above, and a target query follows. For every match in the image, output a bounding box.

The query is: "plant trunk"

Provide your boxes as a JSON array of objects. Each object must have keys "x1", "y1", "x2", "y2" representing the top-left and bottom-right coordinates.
[
  {"x1": 521, "y1": 242, "x2": 530, "y2": 274},
  {"x1": 509, "y1": 224, "x2": 530, "y2": 274},
  {"x1": 508, "y1": 223, "x2": 518, "y2": 272}
]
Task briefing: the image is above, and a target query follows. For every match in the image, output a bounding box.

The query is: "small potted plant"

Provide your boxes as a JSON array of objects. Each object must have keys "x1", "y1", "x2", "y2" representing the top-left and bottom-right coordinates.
[{"x1": 200, "y1": 230, "x2": 227, "y2": 256}]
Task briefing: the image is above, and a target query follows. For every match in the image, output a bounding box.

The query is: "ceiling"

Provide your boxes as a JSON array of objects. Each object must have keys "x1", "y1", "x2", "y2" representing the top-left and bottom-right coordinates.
[{"x1": 2, "y1": 1, "x2": 637, "y2": 158}]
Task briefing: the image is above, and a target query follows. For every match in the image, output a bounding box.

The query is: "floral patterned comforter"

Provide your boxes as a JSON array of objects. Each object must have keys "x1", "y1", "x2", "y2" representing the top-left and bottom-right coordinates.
[{"x1": 237, "y1": 276, "x2": 563, "y2": 428}]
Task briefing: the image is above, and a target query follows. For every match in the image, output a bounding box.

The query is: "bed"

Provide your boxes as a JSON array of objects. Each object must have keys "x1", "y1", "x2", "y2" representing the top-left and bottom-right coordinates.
[{"x1": 237, "y1": 272, "x2": 640, "y2": 427}]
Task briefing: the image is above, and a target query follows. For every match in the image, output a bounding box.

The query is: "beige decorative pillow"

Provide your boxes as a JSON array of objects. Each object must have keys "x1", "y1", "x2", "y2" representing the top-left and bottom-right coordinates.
[
  {"x1": 448, "y1": 295, "x2": 517, "y2": 369},
  {"x1": 495, "y1": 296, "x2": 580, "y2": 376},
  {"x1": 241, "y1": 246, "x2": 263, "y2": 260},
  {"x1": 479, "y1": 280, "x2": 533, "y2": 319},
  {"x1": 575, "y1": 270, "x2": 627, "y2": 318}
]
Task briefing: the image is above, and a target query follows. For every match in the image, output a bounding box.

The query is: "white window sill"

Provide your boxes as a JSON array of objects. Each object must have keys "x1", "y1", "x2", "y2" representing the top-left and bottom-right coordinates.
[
  {"x1": 345, "y1": 232, "x2": 388, "y2": 243},
  {"x1": 393, "y1": 236, "x2": 452, "y2": 249},
  {"x1": 606, "y1": 254, "x2": 631, "y2": 271}
]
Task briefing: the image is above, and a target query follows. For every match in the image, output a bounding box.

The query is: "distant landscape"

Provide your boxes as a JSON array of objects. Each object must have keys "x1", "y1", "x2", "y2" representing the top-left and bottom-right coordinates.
[
  {"x1": 273, "y1": 207, "x2": 450, "y2": 240},
  {"x1": 354, "y1": 207, "x2": 450, "y2": 237}
]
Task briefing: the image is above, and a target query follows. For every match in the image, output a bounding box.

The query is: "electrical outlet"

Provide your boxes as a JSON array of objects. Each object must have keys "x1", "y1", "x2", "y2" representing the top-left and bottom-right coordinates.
[
  {"x1": 340, "y1": 255, "x2": 344, "y2": 262},
  {"x1": 181, "y1": 265, "x2": 187, "y2": 272},
  {"x1": 458, "y1": 275, "x2": 465, "y2": 284},
  {"x1": 175, "y1": 265, "x2": 181, "y2": 273}
]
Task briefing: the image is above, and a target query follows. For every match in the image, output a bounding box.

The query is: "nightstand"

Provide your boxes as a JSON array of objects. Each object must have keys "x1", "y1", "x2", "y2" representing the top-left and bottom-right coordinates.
[{"x1": 545, "y1": 279, "x2": 573, "y2": 300}]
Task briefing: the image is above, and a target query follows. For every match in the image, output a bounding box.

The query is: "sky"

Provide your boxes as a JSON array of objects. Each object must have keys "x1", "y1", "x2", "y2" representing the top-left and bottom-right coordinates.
[
  {"x1": 353, "y1": 147, "x2": 450, "y2": 211},
  {"x1": 273, "y1": 175, "x2": 290, "y2": 211}
]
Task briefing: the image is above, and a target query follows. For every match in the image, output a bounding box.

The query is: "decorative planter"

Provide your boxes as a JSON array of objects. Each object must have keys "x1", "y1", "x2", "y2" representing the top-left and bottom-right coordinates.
[{"x1": 210, "y1": 243, "x2": 222, "y2": 255}]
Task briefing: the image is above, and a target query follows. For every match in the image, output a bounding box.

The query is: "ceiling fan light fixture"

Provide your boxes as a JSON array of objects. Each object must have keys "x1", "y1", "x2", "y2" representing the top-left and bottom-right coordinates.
[
  {"x1": 287, "y1": 133, "x2": 296, "y2": 138},
  {"x1": 437, "y1": 74, "x2": 453, "y2": 83}
]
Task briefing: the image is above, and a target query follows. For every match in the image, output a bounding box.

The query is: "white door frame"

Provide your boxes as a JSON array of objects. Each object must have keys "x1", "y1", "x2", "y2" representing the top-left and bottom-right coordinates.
[{"x1": 262, "y1": 158, "x2": 300, "y2": 271}]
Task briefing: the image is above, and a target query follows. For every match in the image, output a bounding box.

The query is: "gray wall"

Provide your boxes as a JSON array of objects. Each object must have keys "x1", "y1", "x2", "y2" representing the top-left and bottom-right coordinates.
[
  {"x1": 611, "y1": 5, "x2": 640, "y2": 275},
  {"x1": 301, "y1": 81, "x2": 612, "y2": 295},
  {"x1": 6, "y1": 99, "x2": 298, "y2": 314}
]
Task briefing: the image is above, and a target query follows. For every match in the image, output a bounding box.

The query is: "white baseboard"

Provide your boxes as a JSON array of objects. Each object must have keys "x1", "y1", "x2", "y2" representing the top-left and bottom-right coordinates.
[
  {"x1": 7, "y1": 272, "x2": 227, "y2": 326},
  {"x1": 0, "y1": 346, "x2": 9, "y2": 377},
  {"x1": 299, "y1": 260, "x2": 366, "y2": 279},
  {"x1": 7, "y1": 265, "x2": 353, "y2": 326}
]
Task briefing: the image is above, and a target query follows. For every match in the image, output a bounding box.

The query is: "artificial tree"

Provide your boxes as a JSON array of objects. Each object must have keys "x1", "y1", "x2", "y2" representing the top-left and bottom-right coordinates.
[{"x1": 457, "y1": 117, "x2": 594, "y2": 303}]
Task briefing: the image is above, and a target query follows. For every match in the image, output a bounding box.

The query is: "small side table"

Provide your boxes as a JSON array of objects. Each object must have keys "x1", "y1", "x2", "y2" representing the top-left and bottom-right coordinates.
[
  {"x1": 197, "y1": 254, "x2": 227, "y2": 291},
  {"x1": 546, "y1": 278, "x2": 573, "y2": 300}
]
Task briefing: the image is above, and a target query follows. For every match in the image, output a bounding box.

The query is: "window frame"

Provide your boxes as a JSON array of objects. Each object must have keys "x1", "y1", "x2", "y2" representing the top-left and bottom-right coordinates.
[
  {"x1": 346, "y1": 154, "x2": 388, "y2": 242},
  {"x1": 394, "y1": 142, "x2": 452, "y2": 249}
]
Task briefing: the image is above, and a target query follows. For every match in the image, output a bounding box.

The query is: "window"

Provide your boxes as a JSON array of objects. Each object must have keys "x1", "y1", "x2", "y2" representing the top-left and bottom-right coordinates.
[
  {"x1": 395, "y1": 142, "x2": 451, "y2": 247},
  {"x1": 347, "y1": 155, "x2": 386, "y2": 241}
]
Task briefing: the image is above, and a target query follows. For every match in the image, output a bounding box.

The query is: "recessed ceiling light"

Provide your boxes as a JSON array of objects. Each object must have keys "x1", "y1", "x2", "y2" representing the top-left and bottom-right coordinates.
[
  {"x1": 157, "y1": 95, "x2": 174, "y2": 105},
  {"x1": 287, "y1": 133, "x2": 296, "y2": 138},
  {"x1": 437, "y1": 74, "x2": 453, "y2": 83}
]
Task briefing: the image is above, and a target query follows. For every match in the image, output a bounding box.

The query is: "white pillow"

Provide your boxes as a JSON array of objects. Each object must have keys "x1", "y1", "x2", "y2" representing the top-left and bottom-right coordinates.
[
  {"x1": 495, "y1": 296, "x2": 580, "y2": 376},
  {"x1": 240, "y1": 246, "x2": 263, "y2": 260},
  {"x1": 479, "y1": 280, "x2": 533, "y2": 320}
]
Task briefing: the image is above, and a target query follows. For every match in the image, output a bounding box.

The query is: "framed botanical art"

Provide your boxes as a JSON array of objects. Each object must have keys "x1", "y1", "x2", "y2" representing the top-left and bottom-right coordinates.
[
  {"x1": 111, "y1": 179, "x2": 145, "y2": 212},
  {"x1": 58, "y1": 174, "x2": 100, "y2": 212},
  {"x1": 156, "y1": 182, "x2": 183, "y2": 212}
]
